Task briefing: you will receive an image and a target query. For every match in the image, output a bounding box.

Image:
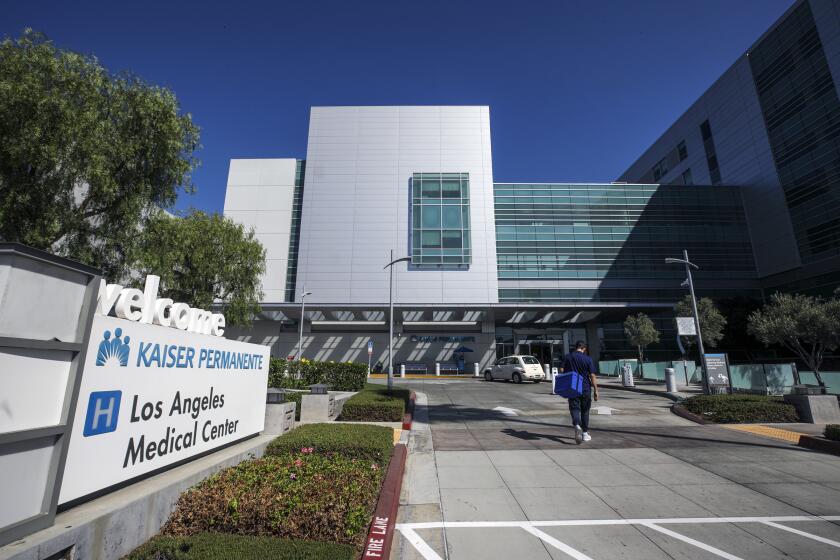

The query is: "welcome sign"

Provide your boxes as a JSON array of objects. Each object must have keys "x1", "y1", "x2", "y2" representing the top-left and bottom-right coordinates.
[{"x1": 59, "y1": 314, "x2": 269, "y2": 504}]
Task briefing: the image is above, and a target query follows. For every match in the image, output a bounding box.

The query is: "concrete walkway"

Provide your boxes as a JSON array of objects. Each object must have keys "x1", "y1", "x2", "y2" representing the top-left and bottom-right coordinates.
[{"x1": 390, "y1": 378, "x2": 840, "y2": 560}]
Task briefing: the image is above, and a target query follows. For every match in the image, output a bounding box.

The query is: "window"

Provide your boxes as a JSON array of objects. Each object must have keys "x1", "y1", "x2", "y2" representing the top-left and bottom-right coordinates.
[
  {"x1": 677, "y1": 140, "x2": 688, "y2": 161},
  {"x1": 652, "y1": 157, "x2": 669, "y2": 182},
  {"x1": 682, "y1": 168, "x2": 693, "y2": 185},
  {"x1": 700, "y1": 120, "x2": 712, "y2": 141},
  {"x1": 411, "y1": 173, "x2": 471, "y2": 267},
  {"x1": 700, "y1": 120, "x2": 722, "y2": 185},
  {"x1": 521, "y1": 356, "x2": 540, "y2": 364}
]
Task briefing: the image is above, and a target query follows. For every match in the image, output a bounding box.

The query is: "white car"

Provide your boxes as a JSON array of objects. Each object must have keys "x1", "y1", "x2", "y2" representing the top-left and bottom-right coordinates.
[{"x1": 484, "y1": 355, "x2": 545, "y2": 383}]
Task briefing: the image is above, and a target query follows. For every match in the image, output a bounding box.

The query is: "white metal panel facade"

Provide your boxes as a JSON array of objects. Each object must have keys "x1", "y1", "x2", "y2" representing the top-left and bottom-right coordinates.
[
  {"x1": 223, "y1": 158, "x2": 298, "y2": 303},
  {"x1": 296, "y1": 106, "x2": 499, "y2": 305}
]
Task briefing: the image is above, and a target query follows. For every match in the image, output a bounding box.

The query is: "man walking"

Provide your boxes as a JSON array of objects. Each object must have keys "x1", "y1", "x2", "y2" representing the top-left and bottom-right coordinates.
[{"x1": 561, "y1": 341, "x2": 599, "y2": 444}]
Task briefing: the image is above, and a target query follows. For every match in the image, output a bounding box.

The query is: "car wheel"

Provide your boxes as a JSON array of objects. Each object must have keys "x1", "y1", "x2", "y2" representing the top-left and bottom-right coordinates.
[
  {"x1": 512, "y1": 372, "x2": 522, "y2": 384},
  {"x1": 533, "y1": 380, "x2": 541, "y2": 383},
  {"x1": 484, "y1": 371, "x2": 493, "y2": 382}
]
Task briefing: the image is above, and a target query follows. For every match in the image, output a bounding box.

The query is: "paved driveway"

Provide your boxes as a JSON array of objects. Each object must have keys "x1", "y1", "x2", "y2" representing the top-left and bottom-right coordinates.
[{"x1": 390, "y1": 378, "x2": 840, "y2": 560}]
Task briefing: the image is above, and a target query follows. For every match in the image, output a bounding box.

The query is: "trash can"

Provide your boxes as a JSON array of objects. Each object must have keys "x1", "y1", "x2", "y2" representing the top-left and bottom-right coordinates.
[{"x1": 665, "y1": 367, "x2": 677, "y2": 392}]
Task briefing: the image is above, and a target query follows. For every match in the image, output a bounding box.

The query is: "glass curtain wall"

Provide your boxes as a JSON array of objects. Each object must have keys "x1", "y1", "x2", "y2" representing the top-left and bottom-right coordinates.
[{"x1": 411, "y1": 173, "x2": 471, "y2": 267}]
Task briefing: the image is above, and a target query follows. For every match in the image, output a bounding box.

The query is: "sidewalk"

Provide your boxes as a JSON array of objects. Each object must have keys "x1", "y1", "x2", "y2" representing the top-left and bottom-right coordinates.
[{"x1": 596, "y1": 375, "x2": 702, "y2": 400}]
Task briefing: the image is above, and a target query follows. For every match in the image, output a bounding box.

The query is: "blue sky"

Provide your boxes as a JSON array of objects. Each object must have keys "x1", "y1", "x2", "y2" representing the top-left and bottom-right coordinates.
[{"x1": 4, "y1": 0, "x2": 794, "y2": 213}]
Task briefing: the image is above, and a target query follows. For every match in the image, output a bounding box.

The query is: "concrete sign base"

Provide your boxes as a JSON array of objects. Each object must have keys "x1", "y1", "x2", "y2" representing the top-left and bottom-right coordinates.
[{"x1": 783, "y1": 394, "x2": 840, "y2": 423}]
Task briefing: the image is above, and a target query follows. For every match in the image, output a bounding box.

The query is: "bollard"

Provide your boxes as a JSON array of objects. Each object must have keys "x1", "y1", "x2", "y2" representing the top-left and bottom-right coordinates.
[
  {"x1": 543, "y1": 364, "x2": 550, "y2": 377},
  {"x1": 474, "y1": 362, "x2": 480, "y2": 377},
  {"x1": 400, "y1": 364, "x2": 406, "y2": 378},
  {"x1": 435, "y1": 362, "x2": 441, "y2": 376},
  {"x1": 665, "y1": 367, "x2": 677, "y2": 392},
  {"x1": 621, "y1": 363, "x2": 635, "y2": 387}
]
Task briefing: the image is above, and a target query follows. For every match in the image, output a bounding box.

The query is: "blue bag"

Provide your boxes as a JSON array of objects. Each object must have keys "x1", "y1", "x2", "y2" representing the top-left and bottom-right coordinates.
[{"x1": 553, "y1": 371, "x2": 584, "y2": 398}]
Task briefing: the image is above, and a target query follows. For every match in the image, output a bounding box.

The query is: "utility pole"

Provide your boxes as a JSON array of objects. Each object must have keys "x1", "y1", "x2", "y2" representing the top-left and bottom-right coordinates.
[
  {"x1": 666, "y1": 250, "x2": 708, "y2": 393},
  {"x1": 297, "y1": 287, "x2": 312, "y2": 366},
  {"x1": 385, "y1": 250, "x2": 411, "y2": 393}
]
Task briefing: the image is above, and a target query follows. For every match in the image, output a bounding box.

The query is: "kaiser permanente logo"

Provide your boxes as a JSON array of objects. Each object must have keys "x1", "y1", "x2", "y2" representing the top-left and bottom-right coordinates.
[{"x1": 96, "y1": 328, "x2": 131, "y2": 366}]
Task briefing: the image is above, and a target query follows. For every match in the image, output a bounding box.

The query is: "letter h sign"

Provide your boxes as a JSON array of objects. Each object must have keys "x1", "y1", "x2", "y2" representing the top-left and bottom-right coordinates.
[{"x1": 83, "y1": 391, "x2": 122, "y2": 436}]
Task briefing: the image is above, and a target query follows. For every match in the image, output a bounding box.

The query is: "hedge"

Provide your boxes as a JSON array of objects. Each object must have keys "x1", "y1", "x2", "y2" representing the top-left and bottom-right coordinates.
[
  {"x1": 682, "y1": 394, "x2": 799, "y2": 423},
  {"x1": 268, "y1": 358, "x2": 367, "y2": 392},
  {"x1": 265, "y1": 422, "x2": 394, "y2": 464},
  {"x1": 160, "y1": 452, "x2": 383, "y2": 549},
  {"x1": 826, "y1": 424, "x2": 840, "y2": 441},
  {"x1": 124, "y1": 533, "x2": 355, "y2": 560},
  {"x1": 340, "y1": 383, "x2": 410, "y2": 422}
]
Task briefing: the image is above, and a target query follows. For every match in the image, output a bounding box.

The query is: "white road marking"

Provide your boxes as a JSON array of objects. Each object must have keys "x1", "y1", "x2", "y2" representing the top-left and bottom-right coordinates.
[
  {"x1": 640, "y1": 522, "x2": 745, "y2": 560},
  {"x1": 398, "y1": 526, "x2": 444, "y2": 560},
  {"x1": 396, "y1": 515, "x2": 833, "y2": 530},
  {"x1": 521, "y1": 524, "x2": 595, "y2": 560},
  {"x1": 762, "y1": 520, "x2": 840, "y2": 548},
  {"x1": 492, "y1": 406, "x2": 519, "y2": 416},
  {"x1": 592, "y1": 405, "x2": 619, "y2": 415},
  {"x1": 395, "y1": 515, "x2": 840, "y2": 559}
]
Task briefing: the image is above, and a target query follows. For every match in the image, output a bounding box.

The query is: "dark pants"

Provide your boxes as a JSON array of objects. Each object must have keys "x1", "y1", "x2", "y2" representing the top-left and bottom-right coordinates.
[{"x1": 568, "y1": 391, "x2": 592, "y2": 432}]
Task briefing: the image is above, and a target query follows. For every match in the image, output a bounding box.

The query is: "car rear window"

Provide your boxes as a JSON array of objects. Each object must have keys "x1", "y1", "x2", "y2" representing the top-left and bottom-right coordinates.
[{"x1": 521, "y1": 356, "x2": 539, "y2": 364}]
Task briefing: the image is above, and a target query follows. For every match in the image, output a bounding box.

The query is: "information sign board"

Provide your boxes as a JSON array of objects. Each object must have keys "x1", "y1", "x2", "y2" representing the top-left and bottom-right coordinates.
[
  {"x1": 676, "y1": 317, "x2": 697, "y2": 336},
  {"x1": 59, "y1": 314, "x2": 269, "y2": 504},
  {"x1": 704, "y1": 353, "x2": 731, "y2": 387}
]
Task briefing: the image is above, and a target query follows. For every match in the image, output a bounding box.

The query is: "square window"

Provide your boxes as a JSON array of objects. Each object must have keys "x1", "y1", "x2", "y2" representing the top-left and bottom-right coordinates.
[
  {"x1": 442, "y1": 179, "x2": 461, "y2": 198},
  {"x1": 421, "y1": 231, "x2": 441, "y2": 249},
  {"x1": 421, "y1": 178, "x2": 441, "y2": 198},
  {"x1": 421, "y1": 205, "x2": 441, "y2": 228},
  {"x1": 442, "y1": 230, "x2": 462, "y2": 248},
  {"x1": 442, "y1": 206, "x2": 462, "y2": 228}
]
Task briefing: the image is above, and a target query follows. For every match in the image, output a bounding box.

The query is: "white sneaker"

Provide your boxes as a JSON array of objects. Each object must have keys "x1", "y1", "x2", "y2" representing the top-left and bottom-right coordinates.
[
  {"x1": 582, "y1": 432, "x2": 592, "y2": 442},
  {"x1": 574, "y1": 424, "x2": 583, "y2": 444}
]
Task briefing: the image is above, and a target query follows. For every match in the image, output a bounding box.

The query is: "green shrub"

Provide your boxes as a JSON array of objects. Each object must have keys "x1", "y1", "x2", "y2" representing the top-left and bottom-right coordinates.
[
  {"x1": 160, "y1": 453, "x2": 383, "y2": 550},
  {"x1": 683, "y1": 394, "x2": 799, "y2": 423},
  {"x1": 825, "y1": 424, "x2": 840, "y2": 441},
  {"x1": 124, "y1": 533, "x2": 355, "y2": 560},
  {"x1": 265, "y1": 423, "x2": 394, "y2": 464},
  {"x1": 340, "y1": 384, "x2": 410, "y2": 422},
  {"x1": 268, "y1": 358, "x2": 367, "y2": 392}
]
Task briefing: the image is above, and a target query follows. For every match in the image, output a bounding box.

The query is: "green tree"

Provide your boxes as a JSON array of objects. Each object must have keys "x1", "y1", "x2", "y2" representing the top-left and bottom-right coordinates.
[
  {"x1": 132, "y1": 211, "x2": 265, "y2": 327},
  {"x1": 675, "y1": 296, "x2": 726, "y2": 355},
  {"x1": 747, "y1": 291, "x2": 840, "y2": 394},
  {"x1": 623, "y1": 313, "x2": 660, "y2": 365},
  {"x1": 0, "y1": 30, "x2": 199, "y2": 278}
]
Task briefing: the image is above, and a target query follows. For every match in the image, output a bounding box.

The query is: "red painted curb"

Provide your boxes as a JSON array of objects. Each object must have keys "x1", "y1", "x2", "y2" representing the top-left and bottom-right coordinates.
[
  {"x1": 799, "y1": 434, "x2": 840, "y2": 456},
  {"x1": 362, "y1": 443, "x2": 407, "y2": 560}
]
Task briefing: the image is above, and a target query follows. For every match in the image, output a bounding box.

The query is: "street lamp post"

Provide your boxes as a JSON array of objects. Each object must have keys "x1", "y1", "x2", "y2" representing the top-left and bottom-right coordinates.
[
  {"x1": 385, "y1": 250, "x2": 411, "y2": 393},
  {"x1": 665, "y1": 250, "x2": 708, "y2": 393},
  {"x1": 297, "y1": 288, "x2": 312, "y2": 365}
]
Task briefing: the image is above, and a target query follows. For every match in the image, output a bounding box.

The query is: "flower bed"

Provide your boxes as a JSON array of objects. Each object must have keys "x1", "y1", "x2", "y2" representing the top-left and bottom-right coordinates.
[
  {"x1": 127, "y1": 423, "x2": 396, "y2": 557},
  {"x1": 340, "y1": 383, "x2": 411, "y2": 422},
  {"x1": 682, "y1": 394, "x2": 799, "y2": 423},
  {"x1": 124, "y1": 533, "x2": 355, "y2": 559}
]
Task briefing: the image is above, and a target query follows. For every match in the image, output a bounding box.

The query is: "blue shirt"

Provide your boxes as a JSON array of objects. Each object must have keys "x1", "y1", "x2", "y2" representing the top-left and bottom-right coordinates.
[{"x1": 562, "y1": 351, "x2": 595, "y2": 390}]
